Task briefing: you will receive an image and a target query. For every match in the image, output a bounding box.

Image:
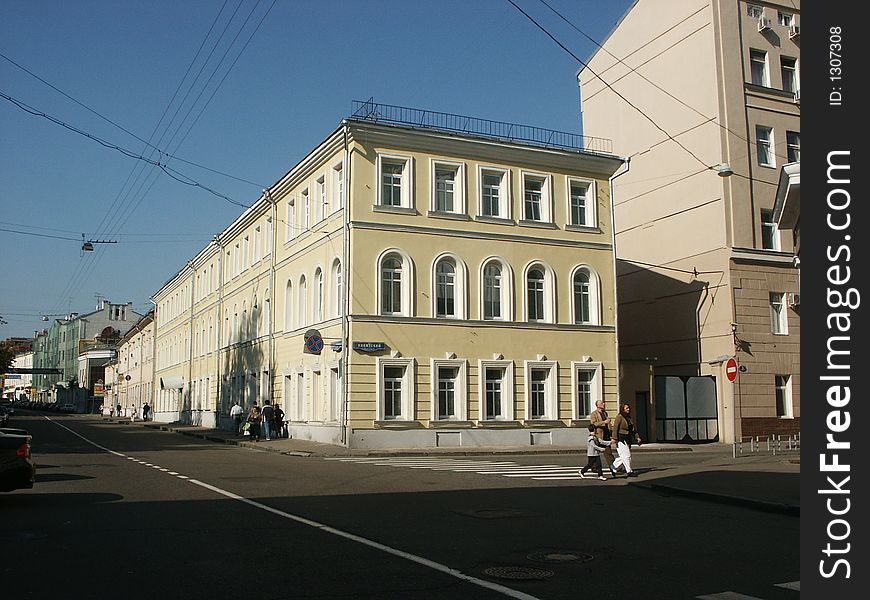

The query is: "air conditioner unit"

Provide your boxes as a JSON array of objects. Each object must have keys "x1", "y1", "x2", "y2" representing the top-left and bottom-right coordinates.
[
  {"x1": 789, "y1": 24, "x2": 800, "y2": 39},
  {"x1": 788, "y1": 293, "x2": 801, "y2": 308},
  {"x1": 794, "y1": 89, "x2": 800, "y2": 104},
  {"x1": 758, "y1": 15, "x2": 772, "y2": 32}
]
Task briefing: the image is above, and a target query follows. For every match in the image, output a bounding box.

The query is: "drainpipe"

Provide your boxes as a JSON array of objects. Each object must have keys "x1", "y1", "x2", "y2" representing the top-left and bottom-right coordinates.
[
  {"x1": 608, "y1": 156, "x2": 631, "y2": 412},
  {"x1": 340, "y1": 121, "x2": 351, "y2": 447},
  {"x1": 267, "y1": 189, "x2": 277, "y2": 408}
]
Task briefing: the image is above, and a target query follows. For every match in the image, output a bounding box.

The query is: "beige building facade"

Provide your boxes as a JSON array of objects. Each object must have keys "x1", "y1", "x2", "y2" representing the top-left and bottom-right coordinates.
[
  {"x1": 579, "y1": 0, "x2": 800, "y2": 443},
  {"x1": 152, "y1": 105, "x2": 624, "y2": 448},
  {"x1": 104, "y1": 311, "x2": 155, "y2": 418}
]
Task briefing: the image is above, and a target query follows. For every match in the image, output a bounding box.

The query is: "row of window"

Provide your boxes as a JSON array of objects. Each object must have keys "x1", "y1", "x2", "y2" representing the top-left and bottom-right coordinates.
[
  {"x1": 375, "y1": 250, "x2": 603, "y2": 325},
  {"x1": 284, "y1": 161, "x2": 345, "y2": 242},
  {"x1": 372, "y1": 358, "x2": 602, "y2": 422},
  {"x1": 376, "y1": 155, "x2": 598, "y2": 228},
  {"x1": 755, "y1": 126, "x2": 799, "y2": 169}
]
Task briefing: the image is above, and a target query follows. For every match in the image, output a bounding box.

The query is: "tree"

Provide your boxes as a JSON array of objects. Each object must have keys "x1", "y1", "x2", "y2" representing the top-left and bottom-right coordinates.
[{"x1": 0, "y1": 338, "x2": 32, "y2": 371}]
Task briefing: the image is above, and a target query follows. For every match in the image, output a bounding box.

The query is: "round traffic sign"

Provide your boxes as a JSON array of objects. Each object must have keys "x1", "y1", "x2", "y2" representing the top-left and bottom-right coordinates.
[
  {"x1": 725, "y1": 357, "x2": 738, "y2": 382},
  {"x1": 305, "y1": 334, "x2": 324, "y2": 354}
]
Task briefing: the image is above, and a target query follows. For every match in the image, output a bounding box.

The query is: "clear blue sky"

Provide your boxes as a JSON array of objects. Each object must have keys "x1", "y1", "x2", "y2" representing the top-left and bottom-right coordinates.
[{"x1": 0, "y1": 0, "x2": 632, "y2": 338}]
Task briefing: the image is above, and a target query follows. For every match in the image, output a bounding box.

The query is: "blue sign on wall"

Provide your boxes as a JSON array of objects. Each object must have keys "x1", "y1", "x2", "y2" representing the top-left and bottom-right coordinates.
[{"x1": 352, "y1": 341, "x2": 386, "y2": 353}]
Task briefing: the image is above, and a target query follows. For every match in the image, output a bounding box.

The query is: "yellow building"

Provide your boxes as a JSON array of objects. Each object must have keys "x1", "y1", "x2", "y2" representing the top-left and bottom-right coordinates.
[{"x1": 152, "y1": 102, "x2": 625, "y2": 448}]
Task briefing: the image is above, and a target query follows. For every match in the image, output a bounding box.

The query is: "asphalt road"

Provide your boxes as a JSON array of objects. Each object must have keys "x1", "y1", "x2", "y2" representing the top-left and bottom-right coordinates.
[{"x1": 2, "y1": 414, "x2": 799, "y2": 600}]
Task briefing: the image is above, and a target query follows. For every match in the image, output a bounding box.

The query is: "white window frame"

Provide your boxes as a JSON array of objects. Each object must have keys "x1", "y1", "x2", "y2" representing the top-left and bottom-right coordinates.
[
  {"x1": 566, "y1": 177, "x2": 596, "y2": 228},
  {"x1": 285, "y1": 199, "x2": 295, "y2": 242},
  {"x1": 331, "y1": 258, "x2": 342, "y2": 319},
  {"x1": 313, "y1": 267, "x2": 324, "y2": 324},
  {"x1": 522, "y1": 261, "x2": 556, "y2": 323},
  {"x1": 777, "y1": 11, "x2": 792, "y2": 26},
  {"x1": 750, "y1": 49, "x2": 769, "y2": 87},
  {"x1": 298, "y1": 275, "x2": 308, "y2": 328},
  {"x1": 377, "y1": 153, "x2": 414, "y2": 209},
  {"x1": 770, "y1": 292, "x2": 788, "y2": 335},
  {"x1": 761, "y1": 209, "x2": 780, "y2": 251},
  {"x1": 570, "y1": 265, "x2": 602, "y2": 325},
  {"x1": 479, "y1": 257, "x2": 513, "y2": 321},
  {"x1": 431, "y1": 252, "x2": 467, "y2": 319},
  {"x1": 524, "y1": 361, "x2": 558, "y2": 420},
  {"x1": 283, "y1": 279, "x2": 293, "y2": 332},
  {"x1": 571, "y1": 361, "x2": 603, "y2": 419},
  {"x1": 331, "y1": 159, "x2": 344, "y2": 213},
  {"x1": 315, "y1": 174, "x2": 326, "y2": 223},
  {"x1": 477, "y1": 166, "x2": 511, "y2": 220},
  {"x1": 377, "y1": 248, "x2": 415, "y2": 317},
  {"x1": 376, "y1": 357, "x2": 416, "y2": 421},
  {"x1": 520, "y1": 171, "x2": 553, "y2": 223},
  {"x1": 780, "y1": 56, "x2": 798, "y2": 94},
  {"x1": 429, "y1": 159, "x2": 466, "y2": 215},
  {"x1": 430, "y1": 358, "x2": 468, "y2": 421},
  {"x1": 300, "y1": 188, "x2": 310, "y2": 230},
  {"x1": 478, "y1": 359, "x2": 514, "y2": 421},
  {"x1": 756, "y1": 125, "x2": 774, "y2": 167},
  {"x1": 775, "y1": 374, "x2": 794, "y2": 418}
]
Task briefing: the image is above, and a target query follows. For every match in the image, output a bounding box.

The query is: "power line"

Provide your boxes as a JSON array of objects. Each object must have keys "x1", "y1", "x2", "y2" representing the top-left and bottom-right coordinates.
[
  {"x1": 505, "y1": 0, "x2": 719, "y2": 175},
  {"x1": 0, "y1": 50, "x2": 265, "y2": 189}
]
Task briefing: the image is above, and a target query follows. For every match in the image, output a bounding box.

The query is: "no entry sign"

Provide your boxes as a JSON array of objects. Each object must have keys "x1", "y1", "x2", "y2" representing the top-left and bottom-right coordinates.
[{"x1": 725, "y1": 357, "x2": 738, "y2": 382}]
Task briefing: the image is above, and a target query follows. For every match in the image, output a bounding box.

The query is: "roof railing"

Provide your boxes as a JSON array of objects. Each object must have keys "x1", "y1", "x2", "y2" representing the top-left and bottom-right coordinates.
[{"x1": 349, "y1": 99, "x2": 612, "y2": 154}]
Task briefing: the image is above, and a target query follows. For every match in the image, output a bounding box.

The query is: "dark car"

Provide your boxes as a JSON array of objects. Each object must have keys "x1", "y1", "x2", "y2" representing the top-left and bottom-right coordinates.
[{"x1": 0, "y1": 428, "x2": 35, "y2": 492}]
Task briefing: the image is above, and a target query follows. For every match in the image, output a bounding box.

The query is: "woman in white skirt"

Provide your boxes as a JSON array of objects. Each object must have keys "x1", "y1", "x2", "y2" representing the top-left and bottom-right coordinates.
[{"x1": 610, "y1": 403, "x2": 641, "y2": 477}]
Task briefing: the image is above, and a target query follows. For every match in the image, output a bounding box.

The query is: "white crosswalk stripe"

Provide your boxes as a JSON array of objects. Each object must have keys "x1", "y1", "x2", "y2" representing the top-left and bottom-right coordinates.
[
  {"x1": 696, "y1": 581, "x2": 799, "y2": 599},
  {"x1": 325, "y1": 456, "x2": 591, "y2": 481}
]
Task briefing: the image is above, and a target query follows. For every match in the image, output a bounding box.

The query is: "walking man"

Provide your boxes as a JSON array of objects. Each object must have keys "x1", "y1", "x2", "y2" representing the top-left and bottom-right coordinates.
[
  {"x1": 261, "y1": 400, "x2": 274, "y2": 441},
  {"x1": 589, "y1": 399, "x2": 615, "y2": 476},
  {"x1": 230, "y1": 401, "x2": 244, "y2": 436},
  {"x1": 142, "y1": 402, "x2": 151, "y2": 421}
]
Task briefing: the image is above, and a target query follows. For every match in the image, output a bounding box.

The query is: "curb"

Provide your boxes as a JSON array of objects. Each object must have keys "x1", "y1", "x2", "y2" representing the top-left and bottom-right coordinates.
[{"x1": 636, "y1": 481, "x2": 800, "y2": 517}]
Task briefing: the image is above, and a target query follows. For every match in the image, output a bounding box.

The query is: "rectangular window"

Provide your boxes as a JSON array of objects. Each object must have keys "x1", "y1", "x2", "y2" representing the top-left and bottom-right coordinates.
[
  {"x1": 482, "y1": 173, "x2": 501, "y2": 217},
  {"x1": 756, "y1": 125, "x2": 774, "y2": 167},
  {"x1": 576, "y1": 370, "x2": 594, "y2": 417},
  {"x1": 746, "y1": 4, "x2": 762, "y2": 18},
  {"x1": 786, "y1": 131, "x2": 800, "y2": 163},
  {"x1": 300, "y1": 189, "x2": 310, "y2": 230},
  {"x1": 485, "y1": 367, "x2": 504, "y2": 420},
  {"x1": 780, "y1": 57, "x2": 798, "y2": 93},
  {"x1": 524, "y1": 178, "x2": 543, "y2": 221},
  {"x1": 777, "y1": 12, "x2": 792, "y2": 26},
  {"x1": 316, "y1": 175, "x2": 326, "y2": 223},
  {"x1": 761, "y1": 209, "x2": 779, "y2": 250},
  {"x1": 332, "y1": 163, "x2": 344, "y2": 211},
  {"x1": 770, "y1": 292, "x2": 788, "y2": 334},
  {"x1": 775, "y1": 375, "x2": 793, "y2": 417},
  {"x1": 382, "y1": 162, "x2": 404, "y2": 207},
  {"x1": 569, "y1": 180, "x2": 591, "y2": 226},
  {"x1": 434, "y1": 168, "x2": 456, "y2": 212},
  {"x1": 750, "y1": 49, "x2": 768, "y2": 87},
  {"x1": 529, "y1": 368, "x2": 549, "y2": 419},
  {"x1": 383, "y1": 366, "x2": 405, "y2": 419},
  {"x1": 254, "y1": 226, "x2": 261, "y2": 262},
  {"x1": 437, "y1": 366, "x2": 458, "y2": 419}
]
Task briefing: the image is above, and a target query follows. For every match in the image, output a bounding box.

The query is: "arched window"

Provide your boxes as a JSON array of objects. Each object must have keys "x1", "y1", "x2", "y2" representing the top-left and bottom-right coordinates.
[
  {"x1": 381, "y1": 256, "x2": 403, "y2": 315},
  {"x1": 571, "y1": 266, "x2": 601, "y2": 325},
  {"x1": 524, "y1": 262, "x2": 555, "y2": 323},
  {"x1": 435, "y1": 259, "x2": 456, "y2": 317},
  {"x1": 224, "y1": 309, "x2": 229, "y2": 346},
  {"x1": 263, "y1": 290, "x2": 271, "y2": 335},
  {"x1": 331, "y1": 259, "x2": 342, "y2": 319},
  {"x1": 252, "y1": 295, "x2": 259, "y2": 338},
  {"x1": 233, "y1": 304, "x2": 239, "y2": 343},
  {"x1": 527, "y1": 269, "x2": 545, "y2": 321},
  {"x1": 298, "y1": 275, "x2": 308, "y2": 327},
  {"x1": 313, "y1": 268, "x2": 324, "y2": 323},
  {"x1": 284, "y1": 280, "x2": 293, "y2": 331},
  {"x1": 483, "y1": 262, "x2": 502, "y2": 319},
  {"x1": 242, "y1": 301, "x2": 247, "y2": 342}
]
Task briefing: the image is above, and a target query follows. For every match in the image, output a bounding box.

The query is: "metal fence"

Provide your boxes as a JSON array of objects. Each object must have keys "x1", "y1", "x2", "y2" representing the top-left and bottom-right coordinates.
[
  {"x1": 733, "y1": 432, "x2": 800, "y2": 458},
  {"x1": 349, "y1": 99, "x2": 613, "y2": 154}
]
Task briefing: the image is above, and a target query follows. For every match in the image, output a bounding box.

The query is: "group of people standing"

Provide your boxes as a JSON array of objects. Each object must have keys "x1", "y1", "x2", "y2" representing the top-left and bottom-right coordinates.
[
  {"x1": 579, "y1": 399, "x2": 642, "y2": 480},
  {"x1": 230, "y1": 400, "x2": 285, "y2": 442}
]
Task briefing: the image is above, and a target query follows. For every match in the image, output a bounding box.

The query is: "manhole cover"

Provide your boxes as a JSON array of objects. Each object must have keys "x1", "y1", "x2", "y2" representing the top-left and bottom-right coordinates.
[
  {"x1": 527, "y1": 550, "x2": 593, "y2": 563},
  {"x1": 483, "y1": 566, "x2": 554, "y2": 580},
  {"x1": 454, "y1": 508, "x2": 526, "y2": 519}
]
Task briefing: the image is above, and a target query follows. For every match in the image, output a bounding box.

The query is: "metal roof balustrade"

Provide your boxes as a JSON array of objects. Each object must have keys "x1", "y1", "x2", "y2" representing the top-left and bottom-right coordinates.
[{"x1": 349, "y1": 99, "x2": 613, "y2": 154}]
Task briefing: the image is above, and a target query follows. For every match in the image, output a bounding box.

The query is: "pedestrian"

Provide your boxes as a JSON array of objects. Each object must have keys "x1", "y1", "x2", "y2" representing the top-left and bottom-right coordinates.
[
  {"x1": 261, "y1": 400, "x2": 274, "y2": 441},
  {"x1": 589, "y1": 399, "x2": 614, "y2": 473},
  {"x1": 130, "y1": 404, "x2": 138, "y2": 423},
  {"x1": 246, "y1": 402, "x2": 261, "y2": 441},
  {"x1": 579, "y1": 424, "x2": 610, "y2": 480},
  {"x1": 230, "y1": 401, "x2": 244, "y2": 436},
  {"x1": 611, "y1": 403, "x2": 642, "y2": 477},
  {"x1": 142, "y1": 402, "x2": 151, "y2": 421},
  {"x1": 273, "y1": 404, "x2": 285, "y2": 439},
  {"x1": 116, "y1": 403, "x2": 122, "y2": 418}
]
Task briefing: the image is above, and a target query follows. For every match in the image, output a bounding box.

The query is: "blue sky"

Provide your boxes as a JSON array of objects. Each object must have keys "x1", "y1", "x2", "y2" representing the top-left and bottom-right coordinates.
[{"x1": 0, "y1": 0, "x2": 632, "y2": 338}]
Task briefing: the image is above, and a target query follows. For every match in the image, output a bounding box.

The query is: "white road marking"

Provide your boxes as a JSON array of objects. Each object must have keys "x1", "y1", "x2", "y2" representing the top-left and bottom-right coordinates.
[
  {"x1": 697, "y1": 593, "x2": 766, "y2": 599},
  {"x1": 774, "y1": 581, "x2": 800, "y2": 591},
  {"x1": 43, "y1": 418, "x2": 542, "y2": 600}
]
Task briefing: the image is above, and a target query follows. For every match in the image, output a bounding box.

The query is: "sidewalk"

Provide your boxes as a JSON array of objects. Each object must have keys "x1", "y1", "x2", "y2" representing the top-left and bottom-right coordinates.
[{"x1": 106, "y1": 416, "x2": 800, "y2": 515}]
